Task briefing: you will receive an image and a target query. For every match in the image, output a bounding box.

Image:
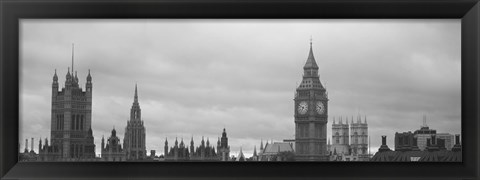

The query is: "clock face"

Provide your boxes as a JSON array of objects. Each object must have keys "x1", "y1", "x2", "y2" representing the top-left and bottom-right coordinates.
[
  {"x1": 298, "y1": 101, "x2": 308, "y2": 115},
  {"x1": 316, "y1": 101, "x2": 325, "y2": 114}
]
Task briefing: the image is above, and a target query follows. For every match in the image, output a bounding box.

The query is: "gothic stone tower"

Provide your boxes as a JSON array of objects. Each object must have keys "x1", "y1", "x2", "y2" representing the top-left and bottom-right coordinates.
[
  {"x1": 294, "y1": 41, "x2": 329, "y2": 161},
  {"x1": 123, "y1": 84, "x2": 147, "y2": 160},
  {"x1": 49, "y1": 46, "x2": 95, "y2": 160},
  {"x1": 350, "y1": 115, "x2": 368, "y2": 155},
  {"x1": 216, "y1": 128, "x2": 230, "y2": 161},
  {"x1": 331, "y1": 117, "x2": 350, "y2": 155}
]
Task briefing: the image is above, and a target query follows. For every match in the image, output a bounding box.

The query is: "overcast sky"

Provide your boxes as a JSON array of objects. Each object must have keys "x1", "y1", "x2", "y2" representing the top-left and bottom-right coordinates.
[{"x1": 19, "y1": 19, "x2": 461, "y2": 158}]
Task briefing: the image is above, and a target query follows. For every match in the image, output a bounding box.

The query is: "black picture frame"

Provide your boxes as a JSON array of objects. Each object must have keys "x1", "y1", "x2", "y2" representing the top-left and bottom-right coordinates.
[{"x1": 1, "y1": 0, "x2": 479, "y2": 179}]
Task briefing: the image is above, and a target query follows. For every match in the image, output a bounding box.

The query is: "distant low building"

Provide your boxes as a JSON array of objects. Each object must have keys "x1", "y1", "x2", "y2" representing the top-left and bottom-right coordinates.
[
  {"x1": 19, "y1": 138, "x2": 38, "y2": 162},
  {"x1": 258, "y1": 142, "x2": 295, "y2": 161},
  {"x1": 413, "y1": 115, "x2": 437, "y2": 151},
  {"x1": 394, "y1": 131, "x2": 420, "y2": 151},
  {"x1": 101, "y1": 128, "x2": 126, "y2": 161},
  {"x1": 436, "y1": 133, "x2": 454, "y2": 150},
  {"x1": 164, "y1": 128, "x2": 230, "y2": 161},
  {"x1": 371, "y1": 134, "x2": 461, "y2": 162}
]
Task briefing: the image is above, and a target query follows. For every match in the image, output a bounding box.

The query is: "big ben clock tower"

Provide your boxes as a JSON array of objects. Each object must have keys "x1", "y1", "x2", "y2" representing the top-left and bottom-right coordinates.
[{"x1": 294, "y1": 40, "x2": 329, "y2": 161}]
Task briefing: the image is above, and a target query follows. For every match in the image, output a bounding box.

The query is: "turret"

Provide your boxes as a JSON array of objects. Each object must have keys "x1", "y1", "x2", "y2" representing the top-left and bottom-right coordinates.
[
  {"x1": 38, "y1": 138, "x2": 42, "y2": 153},
  {"x1": 260, "y1": 139, "x2": 264, "y2": 150},
  {"x1": 221, "y1": 128, "x2": 228, "y2": 148},
  {"x1": 74, "y1": 71, "x2": 78, "y2": 84},
  {"x1": 86, "y1": 69, "x2": 92, "y2": 93},
  {"x1": 164, "y1": 138, "x2": 168, "y2": 156},
  {"x1": 190, "y1": 137, "x2": 194, "y2": 156},
  {"x1": 180, "y1": 138, "x2": 184, "y2": 148},
  {"x1": 30, "y1": 138, "x2": 34, "y2": 153},
  {"x1": 303, "y1": 39, "x2": 319, "y2": 78},
  {"x1": 52, "y1": 70, "x2": 59, "y2": 98},
  {"x1": 65, "y1": 67, "x2": 72, "y2": 89},
  {"x1": 101, "y1": 135, "x2": 105, "y2": 150}
]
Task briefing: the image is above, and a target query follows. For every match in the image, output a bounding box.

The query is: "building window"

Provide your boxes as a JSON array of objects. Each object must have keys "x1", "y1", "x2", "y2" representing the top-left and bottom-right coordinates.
[
  {"x1": 71, "y1": 115, "x2": 75, "y2": 130},
  {"x1": 80, "y1": 115, "x2": 84, "y2": 130},
  {"x1": 76, "y1": 115, "x2": 80, "y2": 130}
]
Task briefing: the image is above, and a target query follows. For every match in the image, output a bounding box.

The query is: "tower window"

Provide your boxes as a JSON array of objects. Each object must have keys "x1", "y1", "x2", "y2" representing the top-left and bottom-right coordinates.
[
  {"x1": 71, "y1": 115, "x2": 75, "y2": 130},
  {"x1": 80, "y1": 117, "x2": 84, "y2": 130}
]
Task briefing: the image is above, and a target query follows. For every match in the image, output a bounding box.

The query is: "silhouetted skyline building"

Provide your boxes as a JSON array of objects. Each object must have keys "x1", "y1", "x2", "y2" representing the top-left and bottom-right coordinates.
[
  {"x1": 123, "y1": 84, "x2": 147, "y2": 160},
  {"x1": 39, "y1": 46, "x2": 96, "y2": 161},
  {"x1": 101, "y1": 128, "x2": 125, "y2": 161},
  {"x1": 294, "y1": 40, "x2": 329, "y2": 161},
  {"x1": 164, "y1": 129, "x2": 230, "y2": 161}
]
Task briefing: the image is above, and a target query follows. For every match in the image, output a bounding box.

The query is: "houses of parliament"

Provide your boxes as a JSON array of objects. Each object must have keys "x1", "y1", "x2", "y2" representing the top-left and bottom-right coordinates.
[{"x1": 22, "y1": 41, "x2": 368, "y2": 162}]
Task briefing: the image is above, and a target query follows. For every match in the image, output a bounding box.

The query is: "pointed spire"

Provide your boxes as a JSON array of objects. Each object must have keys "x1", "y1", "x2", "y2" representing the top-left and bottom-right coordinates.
[
  {"x1": 364, "y1": 115, "x2": 367, "y2": 124},
  {"x1": 333, "y1": 116, "x2": 335, "y2": 124},
  {"x1": 87, "y1": 69, "x2": 92, "y2": 82},
  {"x1": 422, "y1": 115, "x2": 427, "y2": 127},
  {"x1": 75, "y1": 71, "x2": 78, "y2": 82},
  {"x1": 52, "y1": 69, "x2": 58, "y2": 82},
  {"x1": 134, "y1": 83, "x2": 138, "y2": 103},
  {"x1": 260, "y1": 139, "x2": 264, "y2": 150},
  {"x1": 303, "y1": 38, "x2": 319, "y2": 70}
]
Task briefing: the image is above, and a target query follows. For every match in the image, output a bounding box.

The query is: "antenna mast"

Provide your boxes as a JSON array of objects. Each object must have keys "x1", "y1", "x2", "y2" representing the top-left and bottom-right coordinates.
[{"x1": 71, "y1": 43, "x2": 74, "y2": 73}]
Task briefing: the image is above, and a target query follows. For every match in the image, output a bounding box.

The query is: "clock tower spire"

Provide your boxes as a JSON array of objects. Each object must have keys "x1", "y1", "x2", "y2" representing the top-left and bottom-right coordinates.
[{"x1": 294, "y1": 40, "x2": 329, "y2": 161}]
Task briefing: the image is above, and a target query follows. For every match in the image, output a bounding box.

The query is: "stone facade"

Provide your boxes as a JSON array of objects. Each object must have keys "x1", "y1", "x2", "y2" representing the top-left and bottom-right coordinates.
[
  {"x1": 101, "y1": 128, "x2": 126, "y2": 161},
  {"x1": 331, "y1": 117, "x2": 350, "y2": 155},
  {"x1": 164, "y1": 129, "x2": 230, "y2": 161},
  {"x1": 39, "y1": 53, "x2": 96, "y2": 161},
  {"x1": 216, "y1": 128, "x2": 230, "y2": 161},
  {"x1": 123, "y1": 84, "x2": 147, "y2": 160},
  {"x1": 294, "y1": 41, "x2": 329, "y2": 161},
  {"x1": 350, "y1": 116, "x2": 368, "y2": 156}
]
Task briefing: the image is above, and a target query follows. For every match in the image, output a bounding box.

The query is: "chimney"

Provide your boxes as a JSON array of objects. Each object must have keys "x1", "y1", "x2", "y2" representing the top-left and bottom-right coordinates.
[
  {"x1": 455, "y1": 134, "x2": 460, "y2": 145},
  {"x1": 24, "y1": 139, "x2": 28, "y2": 152},
  {"x1": 382, "y1": 136, "x2": 387, "y2": 145}
]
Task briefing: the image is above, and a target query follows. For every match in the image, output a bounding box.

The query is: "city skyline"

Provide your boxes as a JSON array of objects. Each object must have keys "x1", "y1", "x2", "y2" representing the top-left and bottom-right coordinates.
[{"x1": 20, "y1": 19, "x2": 461, "y2": 158}]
